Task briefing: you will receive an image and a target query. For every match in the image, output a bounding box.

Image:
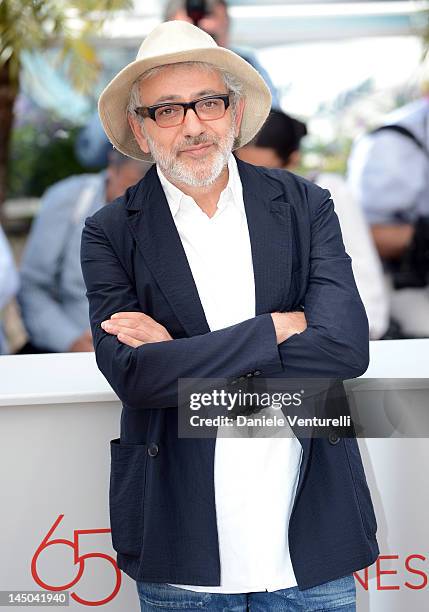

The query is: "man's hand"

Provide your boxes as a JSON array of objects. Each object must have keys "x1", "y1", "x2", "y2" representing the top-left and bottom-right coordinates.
[
  {"x1": 271, "y1": 311, "x2": 307, "y2": 344},
  {"x1": 69, "y1": 330, "x2": 94, "y2": 352},
  {"x1": 101, "y1": 312, "x2": 173, "y2": 348}
]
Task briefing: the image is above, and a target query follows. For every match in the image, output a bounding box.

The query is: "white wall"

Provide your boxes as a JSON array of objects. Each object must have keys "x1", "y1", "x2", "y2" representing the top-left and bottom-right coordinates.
[{"x1": 1, "y1": 341, "x2": 428, "y2": 610}]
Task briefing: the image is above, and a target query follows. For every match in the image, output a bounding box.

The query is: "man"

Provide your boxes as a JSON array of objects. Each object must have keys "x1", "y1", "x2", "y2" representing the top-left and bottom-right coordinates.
[
  {"x1": 237, "y1": 110, "x2": 390, "y2": 340},
  {"x1": 18, "y1": 151, "x2": 149, "y2": 353},
  {"x1": 81, "y1": 21, "x2": 379, "y2": 611},
  {"x1": 347, "y1": 81, "x2": 429, "y2": 337}
]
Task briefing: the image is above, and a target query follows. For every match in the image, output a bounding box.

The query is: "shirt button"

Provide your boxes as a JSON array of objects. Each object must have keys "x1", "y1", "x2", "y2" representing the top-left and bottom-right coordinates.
[{"x1": 147, "y1": 443, "x2": 159, "y2": 457}]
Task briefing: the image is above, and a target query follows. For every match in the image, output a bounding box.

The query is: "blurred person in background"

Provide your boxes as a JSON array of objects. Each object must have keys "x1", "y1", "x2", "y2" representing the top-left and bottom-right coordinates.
[
  {"x1": 75, "y1": 0, "x2": 280, "y2": 169},
  {"x1": 163, "y1": 0, "x2": 280, "y2": 107},
  {"x1": 237, "y1": 109, "x2": 390, "y2": 339},
  {"x1": 17, "y1": 151, "x2": 150, "y2": 354},
  {"x1": 236, "y1": 109, "x2": 306, "y2": 169},
  {"x1": 347, "y1": 61, "x2": 429, "y2": 338},
  {"x1": 0, "y1": 224, "x2": 19, "y2": 354}
]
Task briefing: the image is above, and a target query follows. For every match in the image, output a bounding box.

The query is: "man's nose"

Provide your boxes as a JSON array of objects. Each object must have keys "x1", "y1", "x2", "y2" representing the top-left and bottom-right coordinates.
[{"x1": 181, "y1": 108, "x2": 205, "y2": 137}]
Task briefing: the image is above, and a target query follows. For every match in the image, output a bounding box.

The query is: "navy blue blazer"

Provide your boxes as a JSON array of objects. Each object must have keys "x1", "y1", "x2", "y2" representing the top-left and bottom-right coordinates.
[{"x1": 80, "y1": 157, "x2": 379, "y2": 590}]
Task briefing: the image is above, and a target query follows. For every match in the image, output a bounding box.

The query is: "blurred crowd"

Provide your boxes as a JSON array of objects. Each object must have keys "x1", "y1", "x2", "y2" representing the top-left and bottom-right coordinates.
[{"x1": 1, "y1": 0, "x2": 428, "y2": 355}]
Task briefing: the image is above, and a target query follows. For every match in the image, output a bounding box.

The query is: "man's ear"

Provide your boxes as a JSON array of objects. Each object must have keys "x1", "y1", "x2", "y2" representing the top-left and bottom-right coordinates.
[
  {"x1": 233, "y1": 97, "x2": 246, "y2": 139},
  {"x1": 128, "y1": 114, "x2": 150, "y2": 154}
]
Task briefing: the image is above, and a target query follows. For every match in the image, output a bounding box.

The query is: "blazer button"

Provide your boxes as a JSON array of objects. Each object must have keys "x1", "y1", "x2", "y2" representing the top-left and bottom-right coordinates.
[
  {"x1": 328, "y1": 432, "x2": 341, "y2": 445},
  {"x1": 147, "y1": 443, "x2": 159, "y2": 457}
]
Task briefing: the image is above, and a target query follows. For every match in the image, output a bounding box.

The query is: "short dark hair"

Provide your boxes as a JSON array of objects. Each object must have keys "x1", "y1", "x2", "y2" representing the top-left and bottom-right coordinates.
[{"x1": 251, "y1": 109, "x2": 307, "y2": 165}]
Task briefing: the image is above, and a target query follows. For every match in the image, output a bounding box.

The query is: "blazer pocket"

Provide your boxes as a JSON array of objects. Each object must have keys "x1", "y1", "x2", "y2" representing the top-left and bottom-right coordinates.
[
  {"x1": 344, "y1": 438, "x2": 378, "y2": 538},
  {"x1": 109, "y1": 438, "x2": 148, "y2": 556}
]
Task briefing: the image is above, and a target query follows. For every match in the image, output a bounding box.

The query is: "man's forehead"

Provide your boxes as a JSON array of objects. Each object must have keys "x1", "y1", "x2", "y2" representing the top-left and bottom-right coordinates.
[{"x1": 139, "y1": 64, "x2": 225, "y2": 103}]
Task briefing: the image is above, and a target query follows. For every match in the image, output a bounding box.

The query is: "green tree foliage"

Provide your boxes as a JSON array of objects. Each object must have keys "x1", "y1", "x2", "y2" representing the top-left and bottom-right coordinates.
[{"x1": 0, "y1": 0, "x2": 132, "y2": 207}]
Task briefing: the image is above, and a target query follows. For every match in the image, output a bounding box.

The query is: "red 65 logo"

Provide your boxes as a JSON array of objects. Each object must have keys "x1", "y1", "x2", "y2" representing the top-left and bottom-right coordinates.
[{"x1": 31, "y1": 514, "x2": 121, "y2": 606}]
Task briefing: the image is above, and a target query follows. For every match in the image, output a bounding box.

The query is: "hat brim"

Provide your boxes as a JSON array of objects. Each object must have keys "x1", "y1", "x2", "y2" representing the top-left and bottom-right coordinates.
[{"x1": 98, "y1": 46, "x2": 272, "y2": 162}]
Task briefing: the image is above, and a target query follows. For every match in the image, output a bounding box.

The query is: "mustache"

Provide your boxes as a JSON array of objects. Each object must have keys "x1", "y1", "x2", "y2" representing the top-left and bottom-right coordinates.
[{"x1": 175, "y1": 134, "x2": 219, "y2": 152}]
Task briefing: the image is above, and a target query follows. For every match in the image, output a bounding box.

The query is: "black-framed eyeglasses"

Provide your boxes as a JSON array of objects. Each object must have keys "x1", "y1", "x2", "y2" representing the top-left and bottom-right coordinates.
[{"x1": 134, "y1": 94, "x2": 230, "y2": 128}]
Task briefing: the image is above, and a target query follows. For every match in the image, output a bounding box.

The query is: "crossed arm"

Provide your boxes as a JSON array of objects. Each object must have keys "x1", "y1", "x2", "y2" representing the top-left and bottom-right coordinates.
[
  {"x1": 80, "y1": 189, "x2": 369, "y2": 410},
  {"x1": 99, "y1": 310, "x2": 305, "y2": 348}
]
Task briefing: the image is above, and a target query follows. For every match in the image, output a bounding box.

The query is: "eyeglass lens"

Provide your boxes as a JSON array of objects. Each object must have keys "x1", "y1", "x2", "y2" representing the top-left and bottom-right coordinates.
[{"x1": 154, "y1": 97, "x2": 226, "y2": 126}]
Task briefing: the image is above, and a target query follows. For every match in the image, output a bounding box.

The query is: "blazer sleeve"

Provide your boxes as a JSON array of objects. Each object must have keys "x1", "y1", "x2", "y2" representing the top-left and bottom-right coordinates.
[
  {"x1": 80, "y1": 215, "x2": 283, "y2": 409},
  {"x1": 278, "y1": 185, "x2": 370, "y2": 380}
]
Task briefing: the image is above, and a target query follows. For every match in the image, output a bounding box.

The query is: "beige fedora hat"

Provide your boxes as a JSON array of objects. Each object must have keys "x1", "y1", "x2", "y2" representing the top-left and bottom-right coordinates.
[{"x1": 98, "y1": 20, "x2": 272, "y2": 162}]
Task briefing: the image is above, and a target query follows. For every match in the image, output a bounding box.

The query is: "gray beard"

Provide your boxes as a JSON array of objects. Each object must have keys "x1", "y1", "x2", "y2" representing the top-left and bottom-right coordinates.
[{"x1": 143, "y1": 124, "x2": 236, "y2": 188}]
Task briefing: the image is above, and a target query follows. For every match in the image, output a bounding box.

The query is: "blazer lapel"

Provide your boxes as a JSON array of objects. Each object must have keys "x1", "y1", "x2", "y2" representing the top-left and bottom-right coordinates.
[
  {"x1": 236, "y1": 157, "x2": 293, "y2": 315},
  {"x1": 125, "y1": 165, "x2": 211, "y2": 337}
]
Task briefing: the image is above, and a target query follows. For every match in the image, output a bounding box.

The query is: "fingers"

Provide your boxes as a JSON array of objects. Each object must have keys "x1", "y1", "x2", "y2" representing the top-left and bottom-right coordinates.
[
  {"x1": 110, "y1": 311, "x2": 154, "y2": 321},
  {"x1": 101, "y1": 321, "x2": 155, "y2": 342},
  {"x1": 106, "y1": 317, "x2": 146, "y2": 329},
  {"x1": 101, "y1": 312, "x2": 172, "y2": 342},
  {"x1": 117, "y1": 333, "x2": 144, "y2": 348},
  {"x1": 107, "y1": 312, "x2": 160, "y2": 331}
]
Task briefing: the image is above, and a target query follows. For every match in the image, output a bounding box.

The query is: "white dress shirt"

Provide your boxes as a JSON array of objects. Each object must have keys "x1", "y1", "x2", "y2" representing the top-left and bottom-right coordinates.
[{"x1": 157, "y1": 154, "x2": 303, "y2": 593}]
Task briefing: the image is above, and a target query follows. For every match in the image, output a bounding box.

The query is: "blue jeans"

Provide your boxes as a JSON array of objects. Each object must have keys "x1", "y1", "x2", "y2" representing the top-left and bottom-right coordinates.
[{"x1": 136, "y1": 573, "x2": 356, "y2": 611}]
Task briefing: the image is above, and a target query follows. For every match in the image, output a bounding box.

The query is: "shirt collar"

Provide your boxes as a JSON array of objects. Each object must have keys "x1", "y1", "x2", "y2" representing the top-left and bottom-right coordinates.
[{"x1": 156, "y1": 154, "x2": 244, "y2": 219}]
